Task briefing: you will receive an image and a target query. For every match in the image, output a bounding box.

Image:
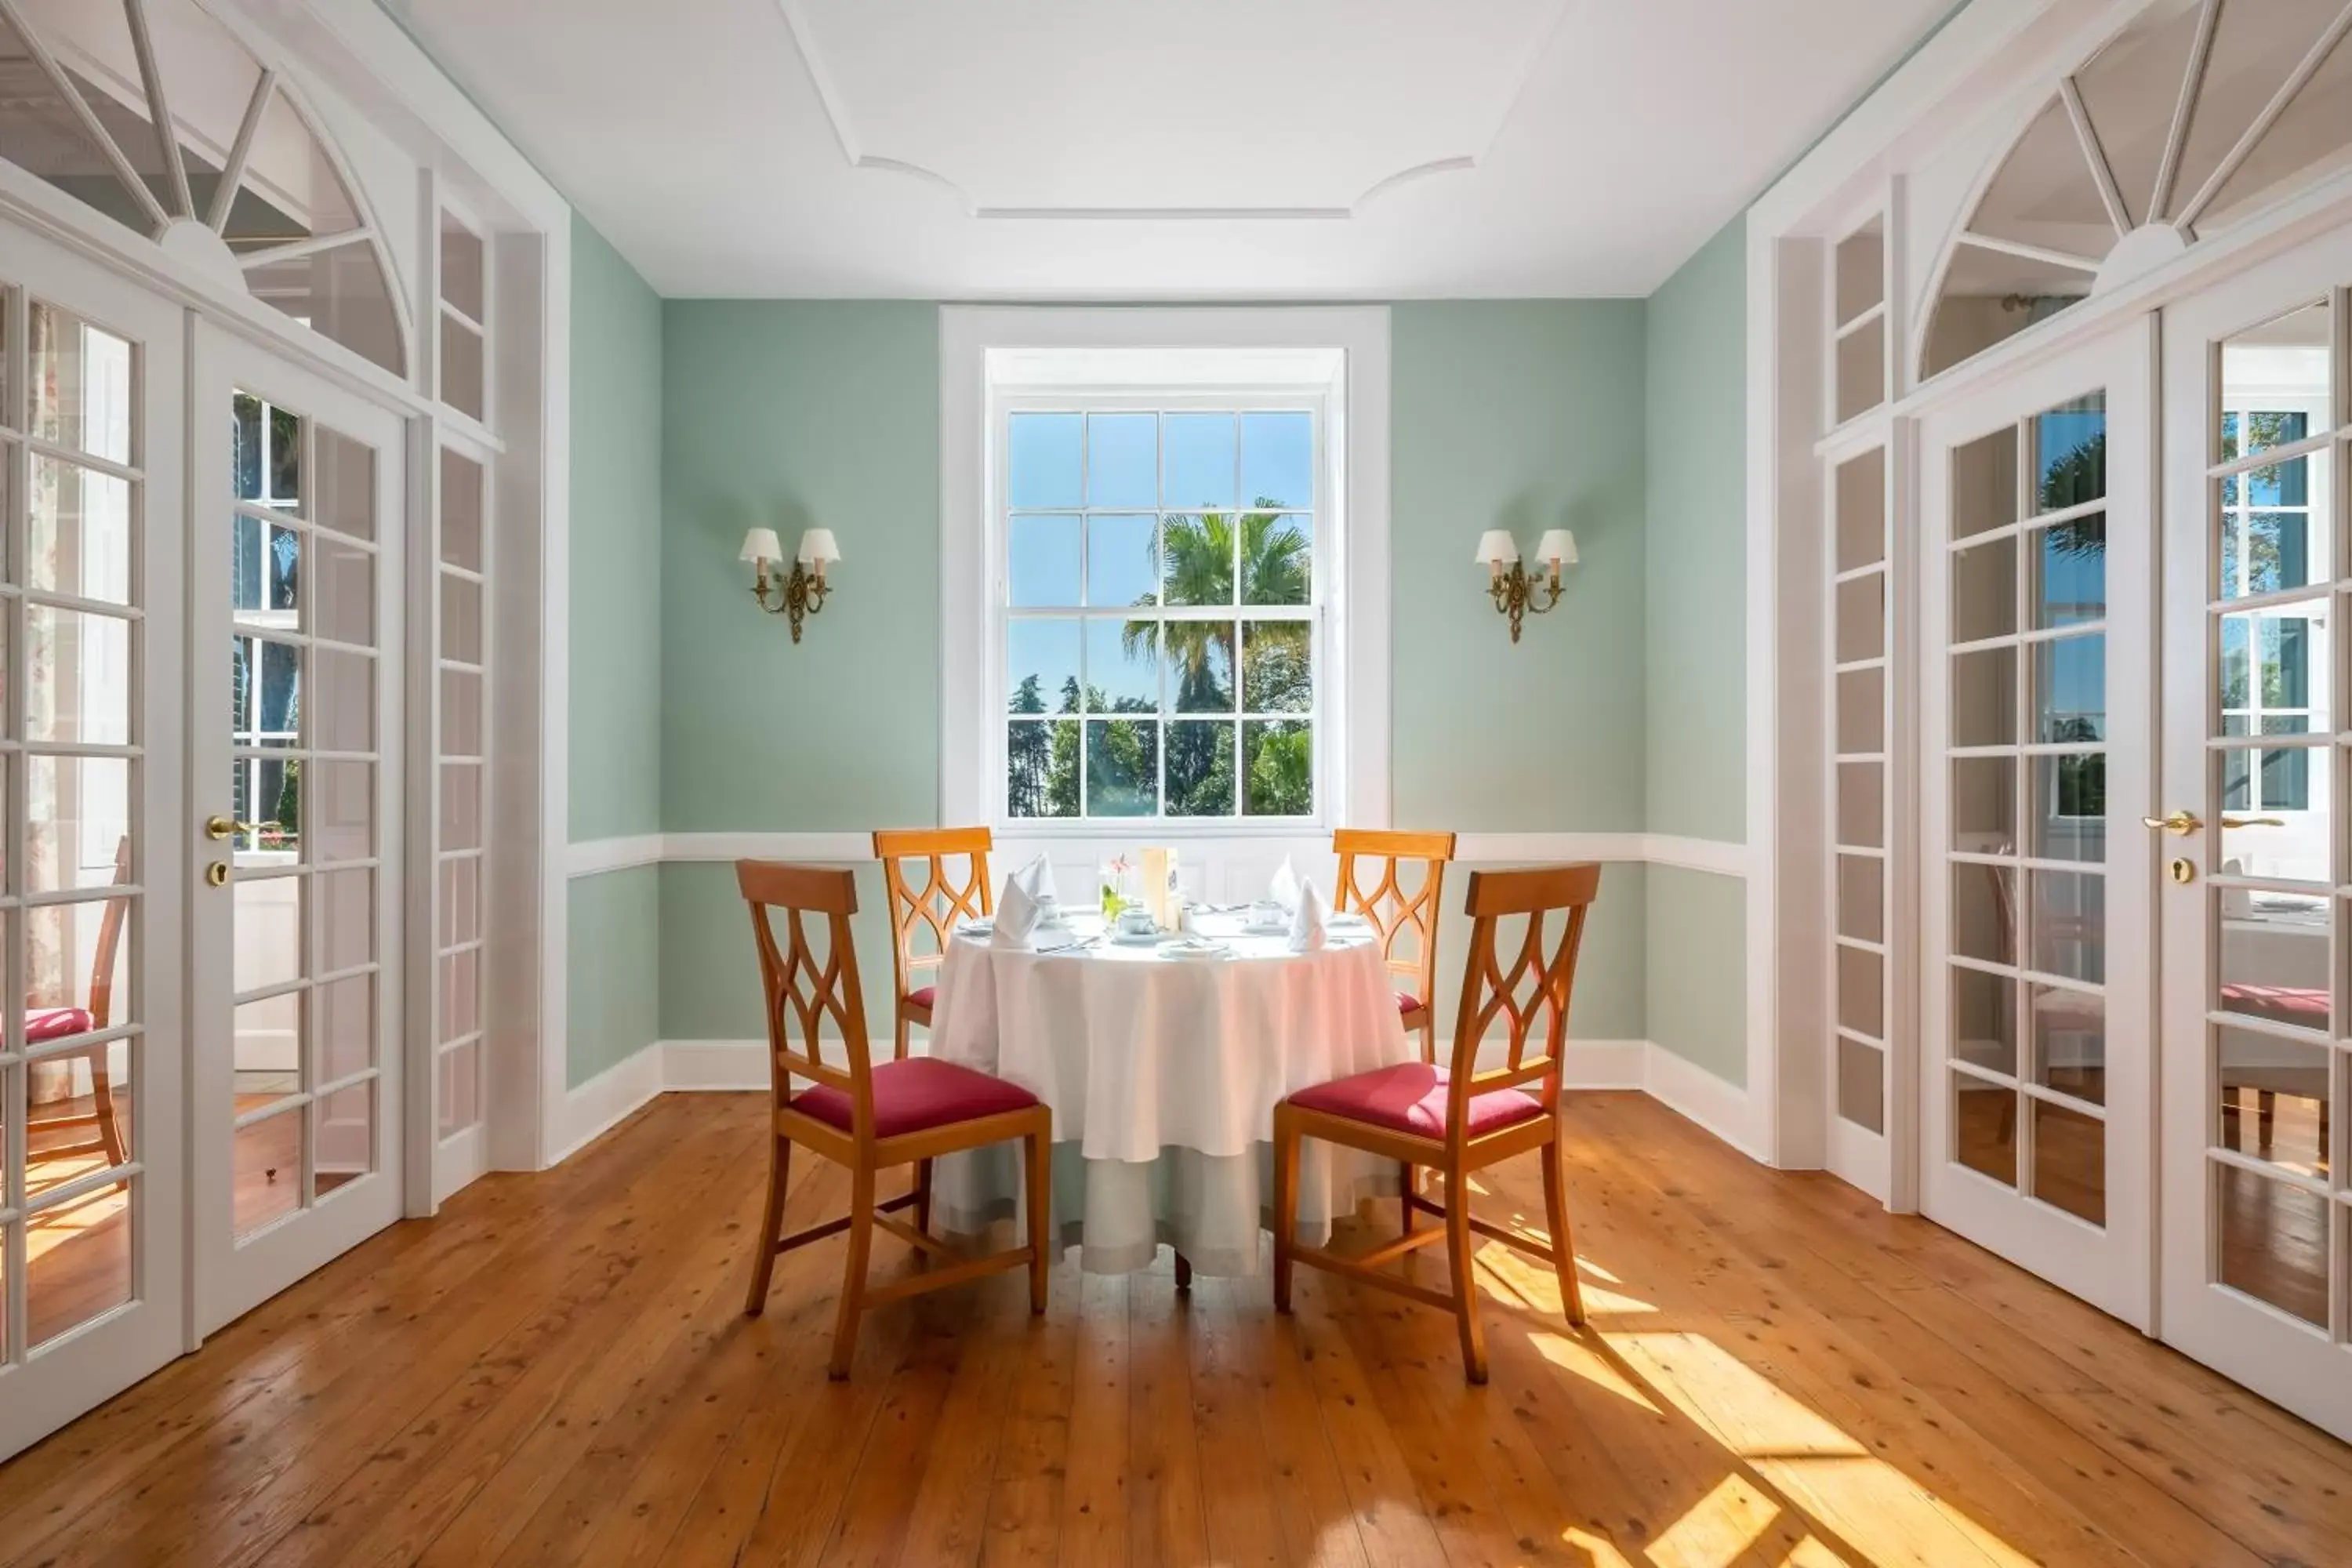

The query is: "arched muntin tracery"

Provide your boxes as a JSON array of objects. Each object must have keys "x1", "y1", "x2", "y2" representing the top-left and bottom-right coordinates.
[
  {"x1": 1922, "y1": 0, "x2": 2352, "y2": 379},
  {"x1": 0, "y1": 0, "x2": 410, "y2": 377}
]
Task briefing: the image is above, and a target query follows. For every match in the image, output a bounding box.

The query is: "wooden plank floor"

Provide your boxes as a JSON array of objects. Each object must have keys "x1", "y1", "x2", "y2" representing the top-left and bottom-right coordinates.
[{"x1": 2, "y1": 1091, "x2": 2348, "y2": 1567}]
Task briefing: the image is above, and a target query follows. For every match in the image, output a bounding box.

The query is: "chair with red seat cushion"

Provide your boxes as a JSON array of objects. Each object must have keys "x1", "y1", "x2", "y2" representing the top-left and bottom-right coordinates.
[
  {"x1": 27, "y1": 837, "x2": 132, "y2": 1172},
  {"x1": 1274, "y1": 862, "x2": 1602, "y2": 1384},
  {"x1": 739, "y1": 860, "x2": 1051, "y2": 1379},
  {"x1": 873, "y1": 828, "x2": 993, "y2": 1062}
]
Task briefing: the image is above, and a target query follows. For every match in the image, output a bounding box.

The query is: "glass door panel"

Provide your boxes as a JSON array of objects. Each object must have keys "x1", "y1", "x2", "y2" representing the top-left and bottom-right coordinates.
[
  {"x1": 1922, "y1": 325, "x2": 2154, "y2": 1328},
  {"x1": 0, "y1": 234, "x2": 186, "y2": 1466},
  {"x1": 193, "y1": 326, "x2": 401, "y2": 1338},
  {"x1": 2160, "y1": 240, "x2": 2352, "y2": 1441}
]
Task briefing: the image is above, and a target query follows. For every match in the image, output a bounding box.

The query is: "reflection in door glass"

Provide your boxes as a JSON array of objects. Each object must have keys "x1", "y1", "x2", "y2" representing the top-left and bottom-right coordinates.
[
  {"x1": 2032, "y1": 394, "x2": 2105, "y2": 510},
  {"x1": 2216, "y1": 1162, "x2": 2328, "y2": 1327},
  {"x1": 2031, "y1": 1100, "x2": 2106, "y2": 1225}
]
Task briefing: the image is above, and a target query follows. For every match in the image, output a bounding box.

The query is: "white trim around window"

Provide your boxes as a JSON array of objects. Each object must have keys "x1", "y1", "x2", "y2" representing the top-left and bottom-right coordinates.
[{"x1": 940, "y1": 306, "x2": 1391, "y2": 837}]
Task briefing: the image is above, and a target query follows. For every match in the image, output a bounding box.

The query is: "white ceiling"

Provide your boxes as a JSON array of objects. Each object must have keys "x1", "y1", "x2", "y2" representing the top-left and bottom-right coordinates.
[{"x1": 382, "y1": 0, "x2": 1951, "y2": 299}]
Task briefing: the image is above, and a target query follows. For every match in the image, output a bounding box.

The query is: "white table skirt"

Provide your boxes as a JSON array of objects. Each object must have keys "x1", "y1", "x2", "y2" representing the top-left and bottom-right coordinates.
[{"x1": 927, "y1": 913, "x2": 1416, "y2": 1276}]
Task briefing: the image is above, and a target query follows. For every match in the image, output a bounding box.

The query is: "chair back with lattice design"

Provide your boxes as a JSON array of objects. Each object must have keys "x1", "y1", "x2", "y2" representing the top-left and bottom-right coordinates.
[
  {"x1": 873, "y1": 828, "x2": 993, "y2": 1006},
  {"x1": 739, "y1": 862, "x2": 876, "y2": 1128},
  {"x1": 1445, "y1": 864, "x2": 1602, "y2": 1138},
  {"x1": 1334, "y1": 827, "x2": 1454, "y2": 1022}
]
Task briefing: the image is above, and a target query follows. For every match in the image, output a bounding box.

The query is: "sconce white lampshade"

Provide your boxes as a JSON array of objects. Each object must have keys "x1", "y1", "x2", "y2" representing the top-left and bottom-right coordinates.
[
  {"x1": 1534, "y1": 528, "x2": 1579, "y2": 568},
  {"x1": 739, "y1": 527, "x2": 784, "y2": 564},
  {"x1": 797, "y1": 528, "x2": 842, "y2": 566},
  {"x1": 1473, "y1": 528, "x2": 1519, "y2": 568}
]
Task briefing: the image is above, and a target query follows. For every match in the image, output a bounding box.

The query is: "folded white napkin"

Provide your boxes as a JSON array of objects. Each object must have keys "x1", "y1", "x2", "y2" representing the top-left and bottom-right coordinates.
[
  {"x1": 1269, "y1": 855, "x2": 1302, "y2": 915},
  {"x1": 1015, "y1": 853, "x2": 1058, "y2": 904},
  {"x1": 1287, "y1": 880, "x2": 1329, "y2": 953},
  {"x1": 993, "y1": 875, "x2": 1043, "y2": 950}
]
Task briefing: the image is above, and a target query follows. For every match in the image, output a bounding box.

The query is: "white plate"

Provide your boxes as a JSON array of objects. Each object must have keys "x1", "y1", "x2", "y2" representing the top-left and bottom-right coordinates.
[{"x1": 1110, "y1": 929, "x2": 1165, "y2": 946}]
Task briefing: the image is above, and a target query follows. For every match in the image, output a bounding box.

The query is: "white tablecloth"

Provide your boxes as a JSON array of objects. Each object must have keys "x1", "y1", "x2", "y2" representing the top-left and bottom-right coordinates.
[{"x1": 929, "y1": 912, "x2": 1414, "y2": 1276}]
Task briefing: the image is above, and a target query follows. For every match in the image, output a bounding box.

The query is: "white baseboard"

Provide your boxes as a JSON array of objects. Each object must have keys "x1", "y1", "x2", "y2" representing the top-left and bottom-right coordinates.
[
  {"x1": 1642, "y1": 1044, "x2": 1761, "y2": 1160},
  {"x1": 550, "y1": 1043, "x2": 669, "y2": 1165},
  {"x1": 551, "y1": 1035, "x2": 1754, "y2": 1164}
]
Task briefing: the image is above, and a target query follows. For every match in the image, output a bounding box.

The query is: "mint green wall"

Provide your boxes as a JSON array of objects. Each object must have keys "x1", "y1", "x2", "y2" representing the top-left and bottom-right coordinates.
[
  {"x1": 1642, "y1": 215, "x2": 1751, "y2": 1087},
  {"x1": 565, "y1": 213, "x2": 663, "y2": 1086},
  {"x1": 568, "y1": 213, "x2": 664, "y2": 841},
  {"x1": 1643, "y1": 216, "x2": 1747, "y2": 844},
  {"x1": 660, "y1": 303, "x2": 942, "y2": 830},
  {"x1": 1392, "y1": 303, "x2": 1649, "y2": 833}
]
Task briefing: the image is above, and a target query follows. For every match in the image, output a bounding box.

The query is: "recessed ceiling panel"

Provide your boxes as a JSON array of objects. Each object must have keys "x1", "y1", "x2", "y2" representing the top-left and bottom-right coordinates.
[{"x1": 782, "y1": 0, "x2": 1567, "y2": 215}]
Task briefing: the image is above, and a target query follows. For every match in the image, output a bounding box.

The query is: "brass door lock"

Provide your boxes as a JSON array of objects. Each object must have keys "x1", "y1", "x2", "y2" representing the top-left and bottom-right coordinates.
[{"x1": 2170, "y1": 858, "x2": 2196, "y2": 885}]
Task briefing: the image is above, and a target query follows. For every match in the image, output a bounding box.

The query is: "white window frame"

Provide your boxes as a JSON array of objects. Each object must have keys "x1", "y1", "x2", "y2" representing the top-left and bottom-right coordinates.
[{"x1": 940, "y1": 307, "x2": 1391, "y2": 839}]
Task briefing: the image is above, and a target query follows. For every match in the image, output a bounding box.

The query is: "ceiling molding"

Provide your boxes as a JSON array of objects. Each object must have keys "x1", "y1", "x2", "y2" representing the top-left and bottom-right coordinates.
[{"x1": 773, "y1": 0, "x2": 1564, "y2": 220}]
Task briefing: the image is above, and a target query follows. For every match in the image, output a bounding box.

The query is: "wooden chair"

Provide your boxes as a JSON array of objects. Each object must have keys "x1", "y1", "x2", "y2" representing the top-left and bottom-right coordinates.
[
  {"x1": 1273, "y1": 863, "x2": 1601, "y2": 1383},
  {"x1": 873, "y1": 827, "x2": 994, "y2": 1061},
  {"x1": 1334, "y1": 828, "x2": 1455, "y2": 1060},
  {"x1": 739, "y1": 861, "x2": 1051, "y2": 1378},
  {"x1": 26, "y1": 836, "x2": 133, "y2": 1172}
]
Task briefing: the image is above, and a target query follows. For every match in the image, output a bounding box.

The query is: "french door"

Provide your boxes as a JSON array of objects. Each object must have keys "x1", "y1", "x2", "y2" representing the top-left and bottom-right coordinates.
[
  {"x1": 191, "y1": 326, "x2": 405, "y2": 1335},
  {"x1": 1919, "y1": 324, "x2": 2156, "y2": 1327},
  {"x1": 0, "y1": 223, "x2": 187, "y2": 1461},
  {"x1": 2158, "y1": 230, "x2": 2352, "y2": 1439}
]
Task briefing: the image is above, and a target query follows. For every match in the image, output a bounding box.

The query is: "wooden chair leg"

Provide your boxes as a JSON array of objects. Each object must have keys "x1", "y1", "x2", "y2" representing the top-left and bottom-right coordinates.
[
  {"x1": 1540, "y1": 1138, "x2": 1585, "y2": 1327},
  {"x1": 913, "y1": 1158, "x2": 934, "y2": 1239},
  {"x1": 1442, "y1": 1163, "x2": 1488, "y2": 1384},
  {"x1": 2259, "y1": 1089, "x2": 2277, "y2": 1152},
  {"x1": 1272, "y1": 1109, "x2": 1300, "y2": 1314},
  {"x1": 1023, "y1": 1127, "x2": 1051, "y2": 1314},
  {"x1": 1399, "y1": 1161, "x2": 1417, "y2": 1239},
  {"x1": 745, "y1": 1136, "x2": 789, "y2": 1316},
  {"x1": 91, "y1": 1056, "x2": 125, "y2": 1169},
  {"x1": 830, "y1": 1163, "x2": 876, "y2": 1379},
  {"x1": 1174, "y1": 1251, "x2": 1192, "y2": 1290}
]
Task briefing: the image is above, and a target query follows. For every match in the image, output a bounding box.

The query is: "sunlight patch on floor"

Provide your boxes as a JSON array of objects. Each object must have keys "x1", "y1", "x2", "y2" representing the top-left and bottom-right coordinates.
[
  {"x1": 1610, "y1": 1330, "x2": 2040, "y2": 1568},
  {"x1": 1527, "y1": 1329, "x2": 1663, "y2": 1412},
  {"x1": 1475, "y1": 1238, "x2": 1655, "y2": 1317},
  {"x1": 24, "y1": 1183, "x2": 129, "y2": 1265},
  {"x1": 1641, "y1": 1473, "x2": 1782, "y2": 1568}
]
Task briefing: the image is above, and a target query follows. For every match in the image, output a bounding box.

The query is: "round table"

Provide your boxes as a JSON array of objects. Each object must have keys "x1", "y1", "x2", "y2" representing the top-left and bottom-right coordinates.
[{"x1": 927, "y1": 909, "x2": 1415, "y2": 1276}]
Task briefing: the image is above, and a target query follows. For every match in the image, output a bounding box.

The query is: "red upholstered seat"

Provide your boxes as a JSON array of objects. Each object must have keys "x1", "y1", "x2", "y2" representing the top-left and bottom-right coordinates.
[
  {"x1": 789, "y1": 1056, "x2": 1036, "y2": 1140},
  {"x1": 906, "y1": 985, "x2": 938, "y2": 1011},
  {"x1": 1289, "y1": 1062, "x2": 1544, "y2": 1140},
  {"x1": 2220, "y1": 982, "x2": 2328, "y2": 1025},
  {"x1": 1396, "y1": 992, "x2": 1423, "y2": 1014},
  {"x1": 27, "y1": 1007, "x2": 93, "y2": 1043}
]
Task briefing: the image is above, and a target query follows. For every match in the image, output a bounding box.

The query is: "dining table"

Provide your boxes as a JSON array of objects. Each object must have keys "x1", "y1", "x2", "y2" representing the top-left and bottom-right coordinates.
[{"x1": 927, "y1": 906, "x2": 1417, "y2": 1277}]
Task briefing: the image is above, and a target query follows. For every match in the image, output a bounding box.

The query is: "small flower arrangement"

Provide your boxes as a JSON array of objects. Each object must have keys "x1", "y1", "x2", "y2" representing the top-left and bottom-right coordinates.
[{"x1": 1099, "y1": 855, "x2": 1133, "y2": 919}]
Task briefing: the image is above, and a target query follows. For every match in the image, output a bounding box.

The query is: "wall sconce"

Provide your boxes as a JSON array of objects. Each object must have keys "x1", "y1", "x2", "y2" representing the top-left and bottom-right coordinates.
[
  {"x1": 1476, "y1": 529, "x2": 1577, "y2": 643},
  {"x1": 740, "y1": 526, "x2": 841, "y2": 643}
]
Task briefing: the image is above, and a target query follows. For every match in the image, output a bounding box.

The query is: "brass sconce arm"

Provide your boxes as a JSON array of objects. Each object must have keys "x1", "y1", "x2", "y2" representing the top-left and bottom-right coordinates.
[
  {"x1": 751, "y1": 559, "x2": 832, "y2": 643},
  {"x1": 1489, "y1": 561, "x2": 1563, "y2": 644}
]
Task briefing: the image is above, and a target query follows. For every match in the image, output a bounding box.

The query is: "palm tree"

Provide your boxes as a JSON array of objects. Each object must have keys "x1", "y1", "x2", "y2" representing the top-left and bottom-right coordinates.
[{"x1": 1122, "y1": 503, "x2": 1310, "y2": 697}]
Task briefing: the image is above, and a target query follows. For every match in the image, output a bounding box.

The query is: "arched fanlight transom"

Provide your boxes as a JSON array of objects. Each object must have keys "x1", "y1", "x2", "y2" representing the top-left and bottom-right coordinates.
[
  {"x1": 0, "y1": 0, "x2": 408, "y2": 377},
  {"x1": 1924, "y1": 0, "x2": 2352, "y2": 379}
]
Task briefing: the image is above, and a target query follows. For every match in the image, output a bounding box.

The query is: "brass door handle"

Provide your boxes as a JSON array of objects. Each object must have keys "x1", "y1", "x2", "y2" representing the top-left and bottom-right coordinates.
[
  {"x1": 205, "y1": 815, "x2": 271, "y2": 840},
  {"x1": 2142, "y1": 810, "x2": 2202, "y2": 837},
  {"x1": 2221, "y1": 815, "x2": 2285, "y2": 829}
]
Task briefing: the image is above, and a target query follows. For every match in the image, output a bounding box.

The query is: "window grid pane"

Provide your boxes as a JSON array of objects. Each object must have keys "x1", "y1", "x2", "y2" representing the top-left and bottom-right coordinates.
[{"x1": 1003, "y1": 405, "x2": 1319, "y2": 822}]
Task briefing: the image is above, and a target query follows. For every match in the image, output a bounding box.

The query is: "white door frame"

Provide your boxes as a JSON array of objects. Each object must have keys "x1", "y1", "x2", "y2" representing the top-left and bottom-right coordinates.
[
  {"x1": 189, "y1": 322, "x2": 408, "y2": 1337},
  {"x1": 0, "y1": 218, "x2": 189, "y2": 1463},
  {"x1": 1918, "y1": 319, "x2": 2158, "y2": 1329},
  {"x1": 2158, "y1": 230, "x2": 2352, "y2": 1439}
]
